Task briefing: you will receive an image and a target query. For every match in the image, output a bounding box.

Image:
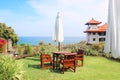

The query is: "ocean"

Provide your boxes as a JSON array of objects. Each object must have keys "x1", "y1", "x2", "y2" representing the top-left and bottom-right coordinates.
[{"x1": 17, "y1": 36, "x2": 86, "y2": 45}]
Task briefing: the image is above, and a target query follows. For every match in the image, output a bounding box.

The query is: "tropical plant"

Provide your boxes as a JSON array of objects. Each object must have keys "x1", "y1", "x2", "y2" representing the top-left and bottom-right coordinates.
[
  {"x1": 84, "y1": 47, "x2": 91, "y2": 55},
  {"x1": 0, "y1": 54, "x2": 25, "y2": 80},
  {"x1": 91, "y1": 42, "x2": 105, "y2": 53},
  {"x1": 90, "y1": 49, "x2": 98, "y2": 56},
  {"x1": 34, "y1": 45, "x2": 40, "y2": 56},
  {"x1": 71, "y1": 47, "x2": 78, "y2": 53},
  {"x1": 40, "y1": 44, "x2": 57, "y2": 55},
  {"x1": 20, "y1": 43, "x2": 25, "y2": 46},
  {"x1": 18, "y1": 45, "x2": 23, "y2": 55},
  {"x1": 63, "y1": 44, "x2": 78, "y2": 52},
  {"x1": 0, "y1": 23, "x2": 19, "y2": 45},
  {"x1": 26, "y1": 44, "x2": 33, "y2": 55}
]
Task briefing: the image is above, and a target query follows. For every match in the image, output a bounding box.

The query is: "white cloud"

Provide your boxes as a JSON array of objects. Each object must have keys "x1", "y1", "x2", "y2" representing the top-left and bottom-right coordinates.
[
  {"x1": 27, "y1": 0, "x2": 57, "y2": 17},
  {"x1": 23, "y1": 0, "x2": 109, "y2": 36},
  {"x1": 58, "y1": 0, "x2": 89, "y2": 7}
]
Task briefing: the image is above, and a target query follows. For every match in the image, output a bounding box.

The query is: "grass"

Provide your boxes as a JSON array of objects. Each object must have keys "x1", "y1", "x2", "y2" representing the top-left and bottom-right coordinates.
[{"x1": 17, "y1": 56, "x2": 120, "y2": 80}]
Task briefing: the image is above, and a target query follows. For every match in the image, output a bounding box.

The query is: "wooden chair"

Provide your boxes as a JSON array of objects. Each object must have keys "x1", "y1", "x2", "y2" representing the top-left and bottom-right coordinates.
[
  {"x1": 40, "y1": 54, "x2": 53, "y2": 69},
  {"x1": 76, "y1": 49, "x2": 84, "y2": 67},
  {"x1": 60, "y1": 54, "x2": 76, "y2": 74}
]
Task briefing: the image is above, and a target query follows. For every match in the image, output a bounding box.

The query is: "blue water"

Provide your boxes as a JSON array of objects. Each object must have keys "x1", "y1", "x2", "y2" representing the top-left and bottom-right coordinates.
[{"x1": 17, "y1": 36, "x2": 86, "y2": 45}]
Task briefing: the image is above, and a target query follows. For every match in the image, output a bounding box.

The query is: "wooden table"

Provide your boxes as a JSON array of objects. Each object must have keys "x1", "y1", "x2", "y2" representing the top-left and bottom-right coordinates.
[{"x1": 52, "y1": 51, "x2": 77, "y2": 70}]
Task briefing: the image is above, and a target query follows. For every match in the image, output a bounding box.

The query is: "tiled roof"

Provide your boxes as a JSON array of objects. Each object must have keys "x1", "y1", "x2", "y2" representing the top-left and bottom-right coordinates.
[
  {"x1": 85, "y1": 18, "x2": 101, "y2": 25},
  {"x1": 98, "y1": 23, "x2": 107, "y2": 30},
  {"x1": 84, "y1": 23, "x2": 107, "y2": 33}
]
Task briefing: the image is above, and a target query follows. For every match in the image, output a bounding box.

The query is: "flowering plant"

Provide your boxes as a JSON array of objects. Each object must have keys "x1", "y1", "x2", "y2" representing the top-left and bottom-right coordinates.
[{"x1": 0, "y1": 39, "x2": 7, "y2": 48}]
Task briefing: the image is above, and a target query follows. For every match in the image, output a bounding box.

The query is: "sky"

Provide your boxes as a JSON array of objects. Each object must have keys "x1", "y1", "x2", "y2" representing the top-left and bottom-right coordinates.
[{"x1": 0, "y1": 0, "x2": 108, "y2": 37}]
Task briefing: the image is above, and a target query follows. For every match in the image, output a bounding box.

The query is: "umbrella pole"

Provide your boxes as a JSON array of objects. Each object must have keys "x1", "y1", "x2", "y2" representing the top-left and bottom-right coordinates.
[{"x1": 58, "y1": 42, "x2": 60, "y2": 51}]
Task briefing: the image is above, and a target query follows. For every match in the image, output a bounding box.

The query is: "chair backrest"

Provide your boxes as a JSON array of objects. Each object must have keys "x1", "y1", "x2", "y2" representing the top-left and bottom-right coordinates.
[
  {"x1": 40, "y1": 54, "x2": 53, "y2": 69},
  {"x1": 64, "y1": 55, "x2": 75, "y2": 60},
  {"x1": 77, "y1": 49, "x2": 84, "y2": 55},
  {"x1": 76, "y1": 49, "x2": 84, "y2": 59},
  {"x1": 63, "y1": 55, "x2": 76, "y2": 67},
  {"x1": 41, "y1": 54, "x2": 52, "y2": 62},
  {"x1": 60, "y1": 53, "x2": 76, "y2": 73}
]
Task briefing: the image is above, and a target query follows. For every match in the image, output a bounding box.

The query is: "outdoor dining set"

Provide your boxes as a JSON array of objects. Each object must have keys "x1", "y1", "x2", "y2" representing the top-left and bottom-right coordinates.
[{"x1": 40, "y1": 49, "x2": 84, "y2": 74}]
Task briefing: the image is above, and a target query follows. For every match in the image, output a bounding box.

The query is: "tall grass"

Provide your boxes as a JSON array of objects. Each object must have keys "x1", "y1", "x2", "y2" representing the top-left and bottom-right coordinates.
[
  {"x1": 18, "y1": 45, "x2": 22, "y2": 55},
  {"x1": 0, "y1": 54, "x2": 25, "y2": 80},
  {"x1": 26, "y1": 44, "x2": 33, "y2": 55}
]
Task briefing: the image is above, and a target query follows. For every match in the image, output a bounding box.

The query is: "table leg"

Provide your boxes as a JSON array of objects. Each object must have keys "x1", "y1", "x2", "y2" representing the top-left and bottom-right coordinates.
[
  {"x1": 53, "y1": 54, "x2": 55, "y2": 70},
  {"x1": 56, "y1": 54, "x2": 59, "y2": 70}
]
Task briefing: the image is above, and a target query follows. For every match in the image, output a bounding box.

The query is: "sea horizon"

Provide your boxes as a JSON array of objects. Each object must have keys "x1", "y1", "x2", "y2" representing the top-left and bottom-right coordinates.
[{"x1": 17, "y1": 36, "x2": 86, "y2": 45}]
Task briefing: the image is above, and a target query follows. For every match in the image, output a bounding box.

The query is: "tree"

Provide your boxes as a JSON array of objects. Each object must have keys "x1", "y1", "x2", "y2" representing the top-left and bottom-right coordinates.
[{"x1": 0, "y1": 23, "x2": 19, "y2": 45}]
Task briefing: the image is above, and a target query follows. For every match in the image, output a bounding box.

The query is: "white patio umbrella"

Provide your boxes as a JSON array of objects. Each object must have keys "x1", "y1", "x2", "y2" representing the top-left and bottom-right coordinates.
[
  {"x1": 104, "y1": 0, "x2": 113, "y2": 54},
  {"x1": 53, "y1": 12, "x2": 64, "y2": 51},
  {"x1": 104, "y1": 0, "x2": 120, "y2": 58}
]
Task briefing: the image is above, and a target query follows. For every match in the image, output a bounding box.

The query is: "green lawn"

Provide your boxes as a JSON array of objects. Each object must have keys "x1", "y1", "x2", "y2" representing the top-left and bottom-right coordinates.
[{"x1": 18, "y1": 56, "x2": 120, "y2": 80}]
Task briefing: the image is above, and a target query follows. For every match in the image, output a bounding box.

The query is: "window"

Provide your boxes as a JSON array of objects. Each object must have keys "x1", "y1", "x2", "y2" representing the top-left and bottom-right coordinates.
[
  {"x1": 99, "y1": 38, "x2": 105, "y2": 42},
  {"x1": 98, "y1": 32, "x2": 106, "y2": 36},
  {"x1": 93, "y1": 38, "x2": 96, "y2": 41},
  {"x1": 93, "y1": 32, "x2": 96, "y2": 35}
]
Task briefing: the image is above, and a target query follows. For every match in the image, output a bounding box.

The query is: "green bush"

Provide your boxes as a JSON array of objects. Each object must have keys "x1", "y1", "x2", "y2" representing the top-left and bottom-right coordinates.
[
  {"x1": 34, "y1": 45, "x2": 40, "y2": 56},
  {"x1": 0, "y1": 54, "x2": 24, "y2": 80},
  {"x1": 26, "y1": 44, "x2": 33, "y2": 54},
  {"x1": 40, "y1": 44, "x2": 57, "y2": 55},
  {"x1": 91, "y1": 42, "x2": 104, "y2": 53},
  {"x1": 63, "y1": 44, "x2": 79, "y2": 53},
  {"x1": 84, "y1": 47, "x2": 93, "y2": 56},
  {"x1": 18, "y1": 46, "x2": 22, "y2": 55},
  {"x1": 20, "y1": 43, "x2": 25, "y2": 46},
  {"x1": 90, "y1": 50, "x2": 98, "y2": 56}
]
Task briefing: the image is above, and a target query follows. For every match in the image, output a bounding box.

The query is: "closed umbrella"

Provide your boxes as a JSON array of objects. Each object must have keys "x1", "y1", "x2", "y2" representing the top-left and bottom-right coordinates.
[
  {"x1": 53, "y1": 12, "x2": 64, "y2": 51},
  {"x1": 104, "y1": 0, "x2": 113, "y2": 53},
  {"x1": 104, "y1": 0, "x2": 120, "y2": 58}
]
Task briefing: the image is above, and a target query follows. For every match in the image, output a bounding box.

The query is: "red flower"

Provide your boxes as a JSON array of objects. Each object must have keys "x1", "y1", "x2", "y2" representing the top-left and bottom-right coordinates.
[{"x1": 0, "y1": 39, "x2": 7, "y2": 48}]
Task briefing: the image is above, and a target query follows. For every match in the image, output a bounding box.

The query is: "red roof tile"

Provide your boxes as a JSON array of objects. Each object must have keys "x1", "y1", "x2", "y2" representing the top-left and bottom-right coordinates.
[
  {"x1": 85, "y1": 18, "x2": 101, "y2": 25},
  {"x1": 84, "y1": 23, "x2": 107, "y2": 33},
  {"x1": 98, "y1": 23, "x2": 107, "y2": 30}
]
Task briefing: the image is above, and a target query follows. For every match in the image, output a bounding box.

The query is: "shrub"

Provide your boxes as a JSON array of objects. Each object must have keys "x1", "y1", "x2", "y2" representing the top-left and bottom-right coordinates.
[
  {"x1": 39, "y1": 41, "x2": 44, "y2": 46},
  {"x1": 63, "y1": 44, "x2": 79, "y2": 53},
  {"x1": 71, "y1": 47, "x2": 78, "y2": 53},
  {"x1": 26, "y1": 44, "x2": 33, "y2": 55},
  {"x1": 91, "y1": 42, "x2": 105, "y2": 53},
  {"x1": 34, "y1": 45, "x2": 40, "y2": 56},
  {"x1": 18, "y1": 46, "x2": 22, "y2": 55},
  {"x1": 90, "y1": 49, "x2": 98, "y2": 56},
  {"x1": 20, "y1": 43, "x2": 25, "y2": 46},
  {"x1": 84, "y1": 47, "x2": 91, "y2": 55},
  {"x1": 40, "y1": 44, "x2": 57, "y2": 56},
  {"x1": 0, "y1": 54, "x2": 25, "y2": 80}
]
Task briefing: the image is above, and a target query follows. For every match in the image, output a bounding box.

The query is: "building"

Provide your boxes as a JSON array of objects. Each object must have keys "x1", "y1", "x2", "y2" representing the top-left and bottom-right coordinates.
[{"x1": 84, "y1": 18, "x2": 107, "y2": 44}]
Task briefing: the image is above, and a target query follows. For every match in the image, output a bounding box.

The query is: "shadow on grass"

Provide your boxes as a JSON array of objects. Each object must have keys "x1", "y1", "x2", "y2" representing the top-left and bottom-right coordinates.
[
  {"x1": 28, "y1": 63, "x2": 52, "y2": 70},
  {"x1": 28, "y1": 64, "x2": 72, "y2": 74},
  {"x1": 50, "y1": 69, "x2": 62, "y2": 74},
  {"x1": 28, "y1": 64, "x2": 41, "y2": 70},
  {"x1": 50, "y1": 67, "x2": 77, "y2": 74},
  {"x1": 25, "y1": 57, "x2": 40, "y2": 62}
]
